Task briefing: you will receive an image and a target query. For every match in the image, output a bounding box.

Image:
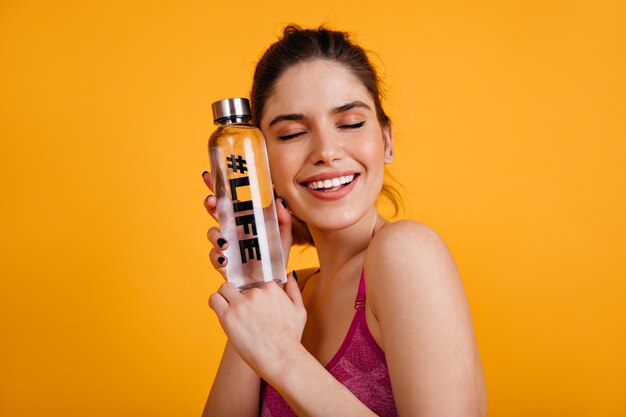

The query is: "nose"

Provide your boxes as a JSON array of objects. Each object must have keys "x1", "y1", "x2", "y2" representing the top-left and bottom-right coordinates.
[{"x1": 308, "y1": 127, "x2": 345, "y2": 166}]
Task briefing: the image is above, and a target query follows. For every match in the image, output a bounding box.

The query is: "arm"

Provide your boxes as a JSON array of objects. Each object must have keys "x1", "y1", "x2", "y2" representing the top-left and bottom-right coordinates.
[
  {"x1": 265, "y1": 344, "x2": 378, "y2": 417},
  {"x1": 202, "y1": 340, "x2": 260, "y2": 417},
  {"x1": 364, "y1": 220, "x2": 487, "y2": 416},
  {"x1": 209, "y1": 275, "x2": 379, "y2": 417},
  {"x1": 201, "y1": 269, "x2": 319, "y2": 417},
  {"x1": 201, "y1": 171, "x2": 285, "y2": 416},
  {"x1": 203, "y1": 171, "x2": 317, "y2": 415}
]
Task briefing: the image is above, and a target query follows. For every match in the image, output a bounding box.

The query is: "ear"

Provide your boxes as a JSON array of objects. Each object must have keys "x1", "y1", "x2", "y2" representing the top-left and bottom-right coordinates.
[{"x1": 383, "y1": 123, "x2": 393, "y2": 163}]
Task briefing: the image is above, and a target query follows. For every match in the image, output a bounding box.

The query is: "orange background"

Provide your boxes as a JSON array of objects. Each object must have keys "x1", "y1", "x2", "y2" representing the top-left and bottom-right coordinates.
[{"x1": 1, "y1": 1, "x2": 625, "y2": 415}]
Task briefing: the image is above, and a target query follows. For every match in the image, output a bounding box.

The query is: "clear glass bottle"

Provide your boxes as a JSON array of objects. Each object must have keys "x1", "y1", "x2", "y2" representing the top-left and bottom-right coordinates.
[{"x1": 208, "y1": 97, "x2": 286, "y2": 290}]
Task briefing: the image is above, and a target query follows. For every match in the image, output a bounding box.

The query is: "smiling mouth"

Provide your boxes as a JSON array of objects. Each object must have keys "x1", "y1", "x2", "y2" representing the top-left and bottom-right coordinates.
[{"x1": 303, "y1": 174, "x2": 356, "y2": 191}]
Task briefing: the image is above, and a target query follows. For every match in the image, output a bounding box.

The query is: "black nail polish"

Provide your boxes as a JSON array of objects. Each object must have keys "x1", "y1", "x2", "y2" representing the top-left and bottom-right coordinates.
[
  {"x1": 280, "y1": 197, "x2": 287, "y2": 209},
  {"x1": 218, "y1": 257, "x2": 225, "y2": 265},
  {"x1": 292, "y1": 270, "x2": 298, "y2": 282},
  {"x1": 202, "y1": 171, "x2": 208, "y2": 178},
  {"x1": 217, "y1": 238, "x2": 227, "y2": 248}
]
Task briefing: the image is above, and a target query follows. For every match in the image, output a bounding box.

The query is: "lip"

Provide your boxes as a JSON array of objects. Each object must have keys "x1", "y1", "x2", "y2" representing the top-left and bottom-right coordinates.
[
  {"x1": 300, "y1": 174, "x2": 359, "y2": 201},
  {"x1": 299, "y1": 170, "x2": 359, "y2": 184}
]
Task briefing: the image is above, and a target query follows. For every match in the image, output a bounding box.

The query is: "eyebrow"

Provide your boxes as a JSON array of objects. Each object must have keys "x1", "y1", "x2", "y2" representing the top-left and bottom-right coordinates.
[
  {"x1": 331, "y1": 101, "x2": 372, "y2": 114},
  {"x1": 268, "y1": 112, "x2": 305, "y2": 127},
  {"x1": 267, "y1": 101, "x2": 372, "y2": 128}
]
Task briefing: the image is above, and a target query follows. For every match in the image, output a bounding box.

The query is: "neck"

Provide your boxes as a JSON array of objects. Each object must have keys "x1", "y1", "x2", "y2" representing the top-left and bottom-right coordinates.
[{"x1": 308, "y1": 207, "x2": 387, "y2": 283}]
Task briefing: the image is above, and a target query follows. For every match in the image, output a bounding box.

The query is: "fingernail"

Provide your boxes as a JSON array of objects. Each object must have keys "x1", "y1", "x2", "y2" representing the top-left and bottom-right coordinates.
[
  {"x1": 202, "y1": 171, "x2": 208, "y2": 178},
  {"x1": 217, "y1": 238, "x2": 227, "y2": 248},
  {"x1": 279, "y1": 197, "x2": 287, "y2": 209},
  {"x1": 292, "y1": 270, "x2": 298, "y2": 282},
  {"x1": 218, "y1": 256, "x2": 225, "y2": 265}
]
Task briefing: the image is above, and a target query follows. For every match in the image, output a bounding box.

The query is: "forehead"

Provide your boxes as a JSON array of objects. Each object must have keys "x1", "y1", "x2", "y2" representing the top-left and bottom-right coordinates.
[{"x1": 261, "y1": 60, "x2": 373, "y2": 125}]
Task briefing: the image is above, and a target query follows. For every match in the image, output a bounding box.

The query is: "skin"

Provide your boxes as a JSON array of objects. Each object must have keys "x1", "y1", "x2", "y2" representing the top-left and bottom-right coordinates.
[{"x1": 202, "y1": 60, "x2": 487, "y2": 416}]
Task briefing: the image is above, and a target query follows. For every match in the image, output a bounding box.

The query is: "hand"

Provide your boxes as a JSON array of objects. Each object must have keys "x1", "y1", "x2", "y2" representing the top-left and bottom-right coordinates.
[
  {"x1": 202, "y1": 170, "x2": 294, "y2": 278},
  {"x1": 209, "y1": 272, "x2": 307, "y2": 379}
]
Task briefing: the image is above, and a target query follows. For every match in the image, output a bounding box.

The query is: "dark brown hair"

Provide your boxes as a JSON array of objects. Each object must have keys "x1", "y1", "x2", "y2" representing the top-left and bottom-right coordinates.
[{"x1": 251, "y1": 25, "x2": 402, "y2": 246}]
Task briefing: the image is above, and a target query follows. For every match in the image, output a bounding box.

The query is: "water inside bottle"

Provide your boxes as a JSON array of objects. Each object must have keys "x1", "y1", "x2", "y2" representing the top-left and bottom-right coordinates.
[{"x1": 210, "y1": 129, "x2": 286, "y2": 290}]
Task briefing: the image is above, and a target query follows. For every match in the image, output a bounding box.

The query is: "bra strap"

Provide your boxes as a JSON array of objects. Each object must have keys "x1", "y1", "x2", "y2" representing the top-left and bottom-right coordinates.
[{"x1": 354, "y1": 270, "x2": 366, "y2": 310}]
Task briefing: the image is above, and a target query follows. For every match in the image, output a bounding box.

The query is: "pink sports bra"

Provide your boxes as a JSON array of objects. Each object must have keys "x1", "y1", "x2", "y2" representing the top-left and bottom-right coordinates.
[{"x1": 259, "y1": 271, "x2": 398, "y2": 416}]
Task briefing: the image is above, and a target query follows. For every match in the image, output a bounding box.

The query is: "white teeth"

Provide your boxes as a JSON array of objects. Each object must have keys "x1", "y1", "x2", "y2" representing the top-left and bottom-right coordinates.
[{"x1": 306, "y1": 174, "x2": 355, "y2": 190}]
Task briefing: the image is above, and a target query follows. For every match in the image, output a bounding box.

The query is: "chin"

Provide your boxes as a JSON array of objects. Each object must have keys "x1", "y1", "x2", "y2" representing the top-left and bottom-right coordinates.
[{"x1": 302, "y1": 206, "x2": 372, "y2": 232}]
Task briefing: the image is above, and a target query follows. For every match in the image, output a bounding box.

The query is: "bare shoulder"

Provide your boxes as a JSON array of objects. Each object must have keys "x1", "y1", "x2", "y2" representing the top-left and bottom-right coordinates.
[
  {"x1": 366, "y1": 219, "x2": 454, "y2": 273},
  {"x1": 364, "y1": 220, "x2": 486, "y2": 415},
  {"x1": 369, "y1": 219, "x2": 446, "y2": 250},
  {"x1": 363, "y1": 219, "x2": 464, "y2": 318}
]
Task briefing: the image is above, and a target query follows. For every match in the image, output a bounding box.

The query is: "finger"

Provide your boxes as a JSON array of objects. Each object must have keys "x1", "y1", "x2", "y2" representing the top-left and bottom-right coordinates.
[
  {"x1": 217, "y1": 281, "x2": 241, "y2": 303},
  {"x1": 207, "y1": 227, "x2": 229, "y2": 250},
  {"x1": 203, "y1": 194, "x2": 218, "y2": 220},
  {"x1": 210, "y1": 247, "x2": 228, "y2": 273},
  {"x1": 202, "y1": 170, "x2": 216, "y2": 193},
  {"x1": 283, "y1": 271, "x2": 304, "y2": 307},
  {"x1": 275, "y1": 197, "x2": 292, "y2": 228},
  {"x1": 275, "y1": 197, "x2": 293, "y2": 263},
  {"x1": 209, "y1": 292, "x2": 228, "y2": 317}
]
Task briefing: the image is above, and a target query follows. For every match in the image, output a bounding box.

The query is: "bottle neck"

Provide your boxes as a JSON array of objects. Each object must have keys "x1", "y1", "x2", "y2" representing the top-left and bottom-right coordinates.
[{"x1": 216, "y1": 116, "x2": 251, "y2": 125}]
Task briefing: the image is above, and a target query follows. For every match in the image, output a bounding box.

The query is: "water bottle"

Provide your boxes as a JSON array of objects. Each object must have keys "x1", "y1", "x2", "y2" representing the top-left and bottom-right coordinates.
[{"x1": 208, "y1": 97, "x2": 286, "y2": 290}]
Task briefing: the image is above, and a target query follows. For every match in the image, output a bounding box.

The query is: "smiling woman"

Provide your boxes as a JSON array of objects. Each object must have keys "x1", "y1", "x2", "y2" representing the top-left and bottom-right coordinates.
[
  {"x1": 201, "y1": 25, "x2": 486, "y2": 417},
  {"x1": 262, "y1": 60, "x2": 392, "y2": 229}
]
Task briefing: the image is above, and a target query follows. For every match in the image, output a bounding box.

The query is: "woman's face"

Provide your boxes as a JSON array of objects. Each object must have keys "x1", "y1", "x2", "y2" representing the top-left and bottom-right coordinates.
[{"x1": 259, "y1": 60, "x2": 393, "y2": 232}]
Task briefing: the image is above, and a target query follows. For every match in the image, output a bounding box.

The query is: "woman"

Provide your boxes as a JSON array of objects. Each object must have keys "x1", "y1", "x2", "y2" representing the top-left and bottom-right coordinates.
[{"x1": 201, "y1": 25, "x2": 486, "y2": 416}]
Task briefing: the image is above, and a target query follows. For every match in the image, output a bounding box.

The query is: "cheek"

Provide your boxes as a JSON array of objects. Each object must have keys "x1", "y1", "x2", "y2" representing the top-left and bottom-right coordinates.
[{"x1": 357, "y1": 137, "x2": 386, "y2": 168}]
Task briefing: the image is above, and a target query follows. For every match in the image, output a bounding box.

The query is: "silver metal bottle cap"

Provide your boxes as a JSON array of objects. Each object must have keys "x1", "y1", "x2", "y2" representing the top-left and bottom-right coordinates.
[{"x1": 212, "y1": 97, "x2": 251, "y2": 124}]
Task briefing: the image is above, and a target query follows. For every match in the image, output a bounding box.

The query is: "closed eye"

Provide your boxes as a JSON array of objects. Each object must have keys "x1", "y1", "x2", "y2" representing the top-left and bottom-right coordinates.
[
  {"x1": 339, "y1": 121, "x2": 365, "y2": 129},
  {"x1": 278, "y1": 131, "x2": 306, "y2": 140}
]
